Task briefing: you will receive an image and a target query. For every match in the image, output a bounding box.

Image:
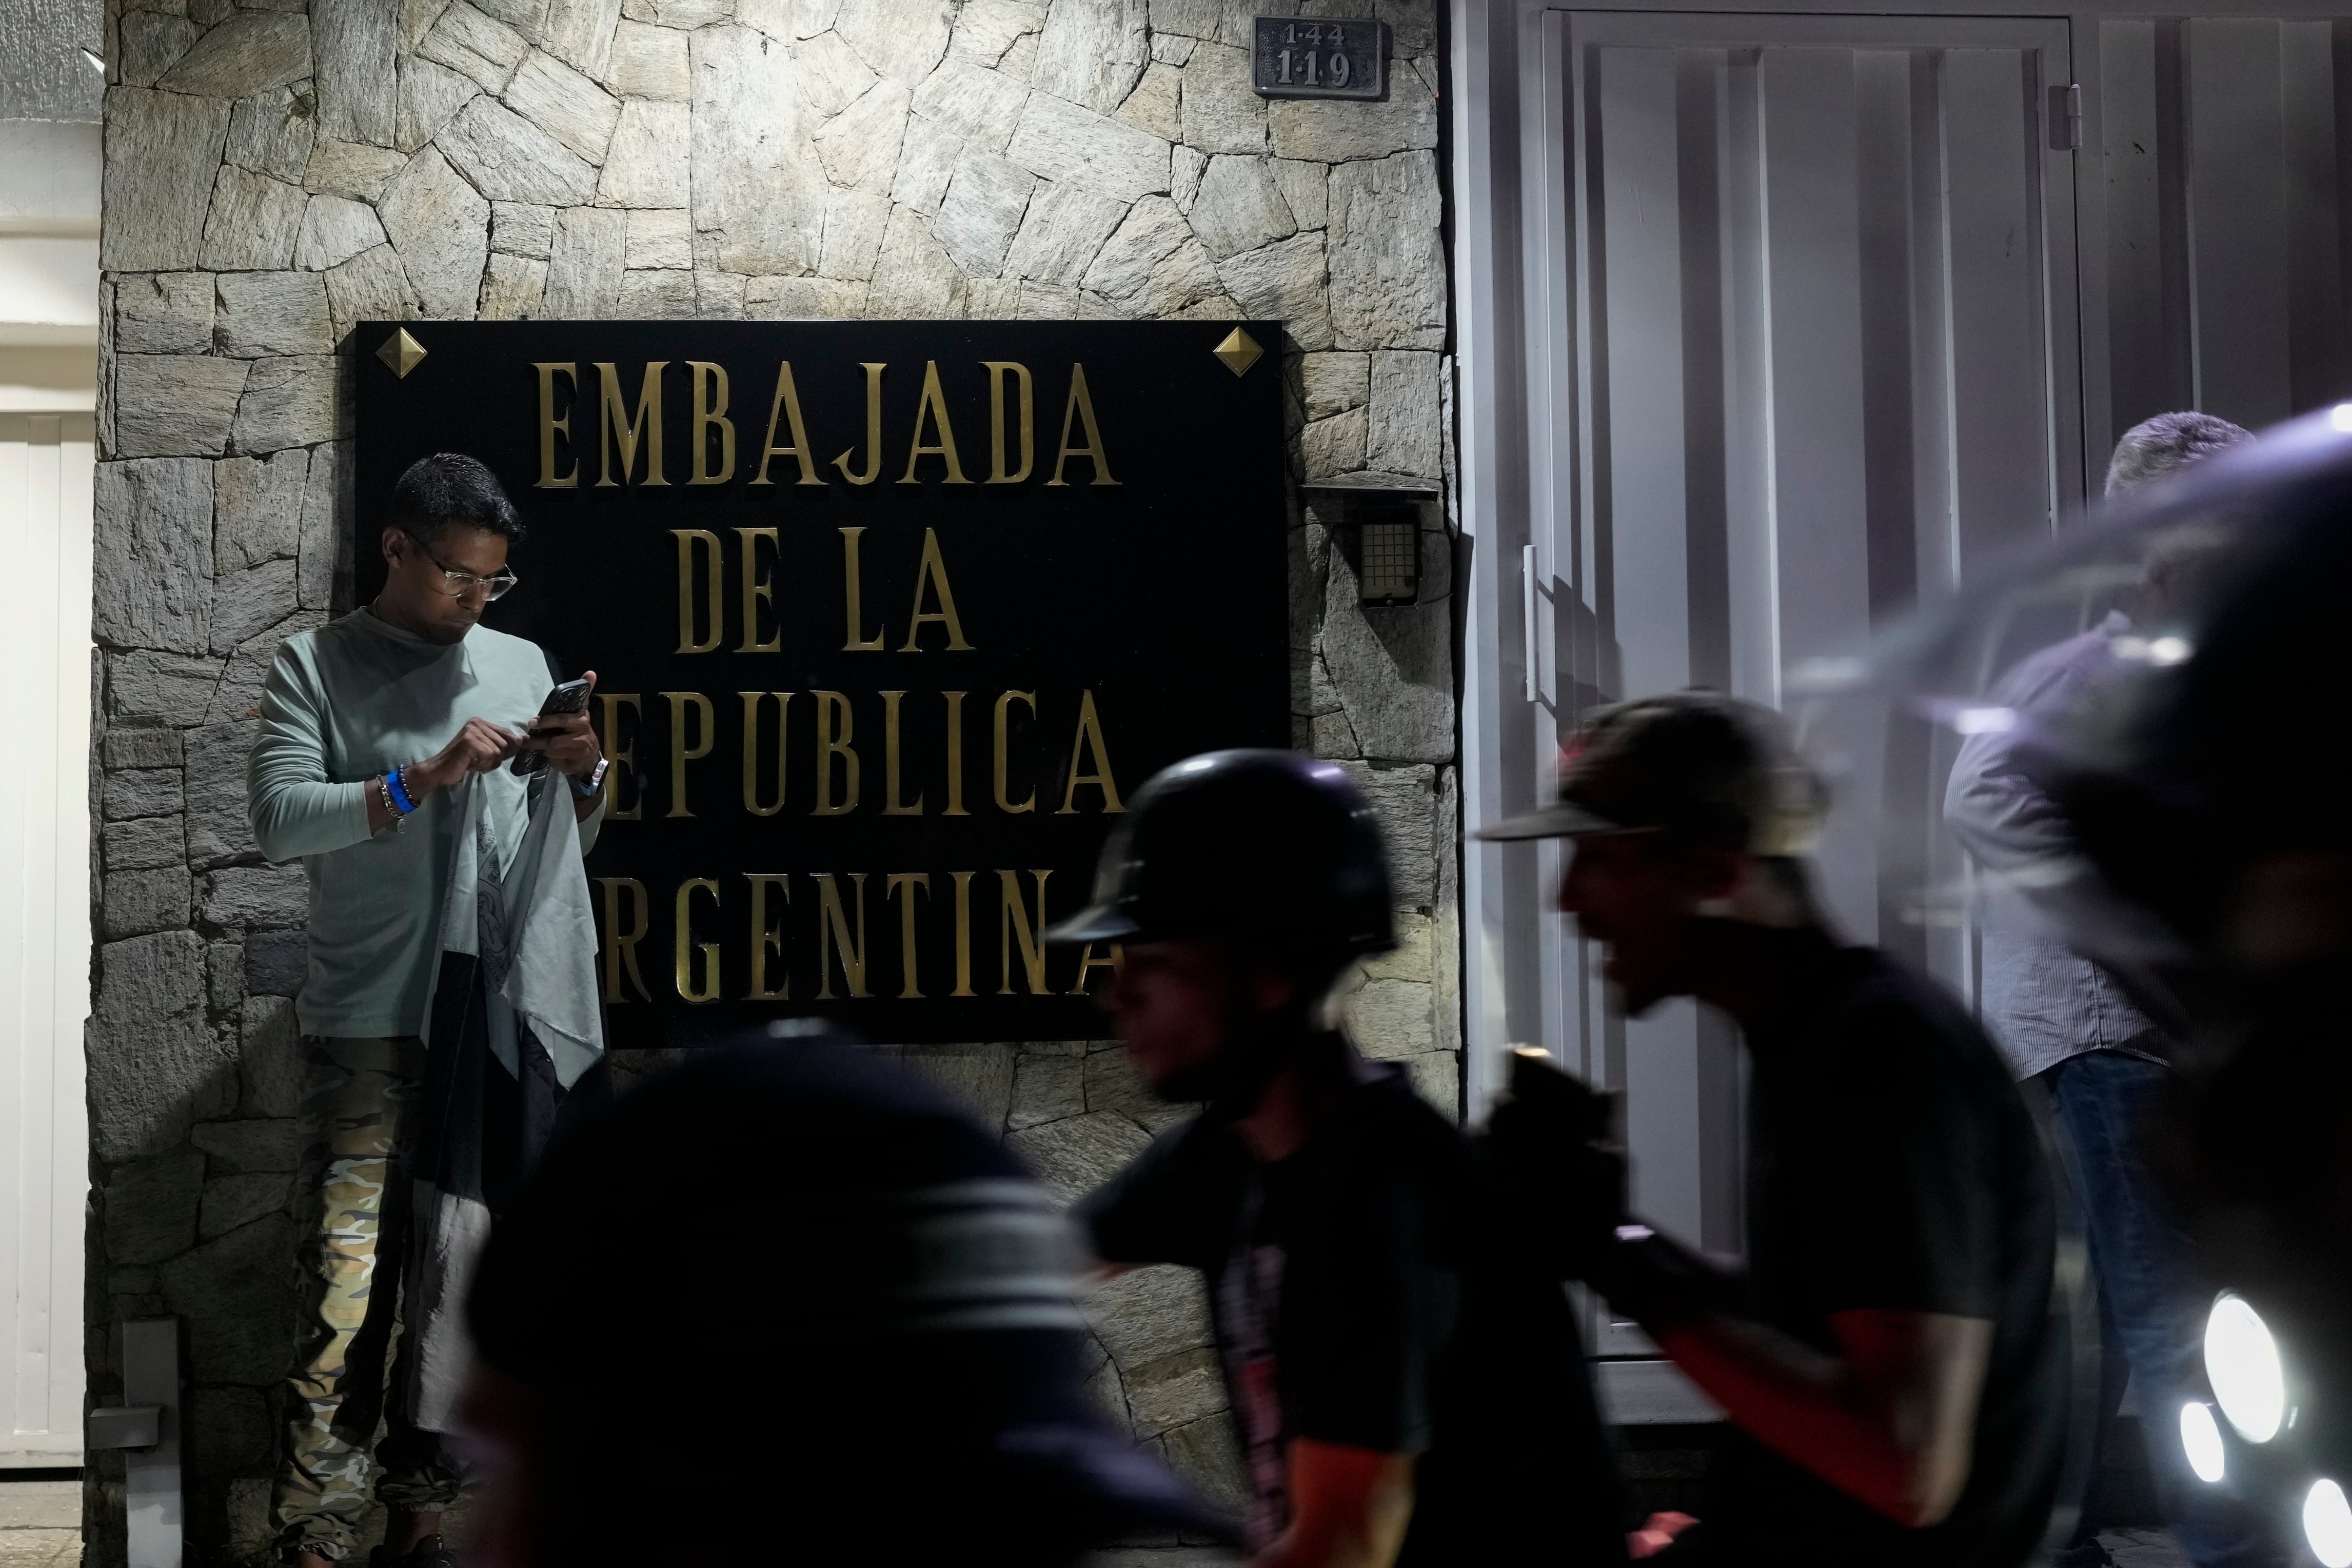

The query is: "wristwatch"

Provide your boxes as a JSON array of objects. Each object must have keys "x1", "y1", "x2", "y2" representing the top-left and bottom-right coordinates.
[{"x1": 569, "y1": 758, "x2": 609, "y2": 800}]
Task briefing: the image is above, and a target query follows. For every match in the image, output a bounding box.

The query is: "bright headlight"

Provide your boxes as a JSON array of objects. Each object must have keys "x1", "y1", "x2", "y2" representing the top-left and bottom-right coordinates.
[
  {"x1": 2306, "y1": 1480, "x2": 2352, "y2": 1568},
  {"x1": 2180, "y1": 1401, "x2": 2225, "y2": 1483},
  {"x1": 2206, "y1": 1294, "x2": 2286, "y2": 1442}
]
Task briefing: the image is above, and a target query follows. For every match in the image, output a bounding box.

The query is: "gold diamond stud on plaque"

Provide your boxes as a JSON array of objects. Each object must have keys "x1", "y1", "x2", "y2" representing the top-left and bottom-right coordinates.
[
  {"x1": 1213, "y1": 328, "x2": 1263, "y2": 378},
  {"x1": 375, "y1": 328, "x2": 427, "y2": 379}
]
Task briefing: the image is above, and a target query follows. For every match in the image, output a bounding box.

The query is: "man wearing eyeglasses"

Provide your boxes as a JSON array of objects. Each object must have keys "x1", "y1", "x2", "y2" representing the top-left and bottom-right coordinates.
[{"x1": 248, "y1": 452, "x2": 606, "y2": 1568}]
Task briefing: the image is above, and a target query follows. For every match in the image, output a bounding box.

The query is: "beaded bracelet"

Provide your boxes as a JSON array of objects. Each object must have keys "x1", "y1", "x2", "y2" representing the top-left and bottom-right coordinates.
[
  {"x1": 375, "y1": 773, "x2": 408, "y2": 833},
  {"x1": 386, "y1": 765, "x2": 417, "y2": 816}
]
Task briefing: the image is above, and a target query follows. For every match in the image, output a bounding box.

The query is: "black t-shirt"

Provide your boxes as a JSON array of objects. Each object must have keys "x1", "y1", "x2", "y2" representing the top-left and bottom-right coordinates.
[
  {"x1": 1081, "y1": 1053, "x2": 1627, "y2": 1566},
  {"x1": 1715, "y1": 946, "x2": 2067, "y2": 1568}
]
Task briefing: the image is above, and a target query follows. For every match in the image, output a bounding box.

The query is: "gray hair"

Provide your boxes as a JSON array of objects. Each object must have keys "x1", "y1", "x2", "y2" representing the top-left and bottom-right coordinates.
[{"x1": 2105, "y1": 411, "x2": 2254, "y2": 496}]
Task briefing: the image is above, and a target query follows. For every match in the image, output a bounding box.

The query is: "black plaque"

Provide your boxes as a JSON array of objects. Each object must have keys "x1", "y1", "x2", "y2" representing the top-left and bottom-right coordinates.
[
  {"x1": 354, "y1": 321, "x2": 1289, "y2": 1047},
  {"x1": 1250, "y1": 15, "x2": 1386, "y2": 100}
]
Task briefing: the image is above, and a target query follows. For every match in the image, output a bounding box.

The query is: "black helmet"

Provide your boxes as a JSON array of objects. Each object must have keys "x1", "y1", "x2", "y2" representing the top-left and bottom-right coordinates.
[{"x1": 1045, "y1": 749, "x2": 1395, "y2": 961}]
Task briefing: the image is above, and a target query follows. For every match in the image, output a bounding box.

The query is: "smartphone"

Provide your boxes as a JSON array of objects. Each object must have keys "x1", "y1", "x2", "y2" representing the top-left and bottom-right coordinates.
[{"x1": 510, "y1": 677, "x2": 593, "y2": 775}]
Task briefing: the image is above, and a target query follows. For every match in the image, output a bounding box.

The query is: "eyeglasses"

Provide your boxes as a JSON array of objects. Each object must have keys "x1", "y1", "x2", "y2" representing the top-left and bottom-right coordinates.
[{"x1": 402, "y1": 530, "x2": 519, "y2": 601}]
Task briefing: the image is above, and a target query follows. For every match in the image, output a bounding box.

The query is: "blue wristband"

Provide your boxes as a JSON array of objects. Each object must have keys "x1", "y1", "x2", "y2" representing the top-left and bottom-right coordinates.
[{"x1": 386, "y1": 767, "x2": 417, "y2": 816}]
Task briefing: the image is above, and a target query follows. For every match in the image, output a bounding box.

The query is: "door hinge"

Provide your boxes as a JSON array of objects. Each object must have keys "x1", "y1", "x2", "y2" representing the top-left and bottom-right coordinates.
[{"x1": 2049, "y1": 82, "x2": 2083, "y2": 150}]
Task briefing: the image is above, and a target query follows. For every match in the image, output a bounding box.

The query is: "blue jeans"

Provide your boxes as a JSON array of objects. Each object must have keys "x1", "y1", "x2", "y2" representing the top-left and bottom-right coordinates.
[{"x1": 2042, "y1": 1050, "x2": 2279, "y2": 1568}]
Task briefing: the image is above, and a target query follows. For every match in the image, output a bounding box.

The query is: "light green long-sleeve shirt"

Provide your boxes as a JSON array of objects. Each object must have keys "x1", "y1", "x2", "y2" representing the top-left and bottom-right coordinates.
[{"x1": 248, "y1": 606, "x2": 604, "y2": 1038}]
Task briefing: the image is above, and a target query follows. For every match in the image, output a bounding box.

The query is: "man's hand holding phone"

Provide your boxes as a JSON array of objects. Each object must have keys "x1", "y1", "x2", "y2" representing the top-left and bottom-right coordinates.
[{"x1": 517, "y1": 671, "x2": 602, "y2": 780}]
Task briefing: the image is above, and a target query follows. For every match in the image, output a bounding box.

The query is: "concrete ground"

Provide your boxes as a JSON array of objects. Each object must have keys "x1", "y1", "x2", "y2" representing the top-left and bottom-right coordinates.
[{"x1": 0, "y1": 1477, "x2": 78, "y2": 1568}]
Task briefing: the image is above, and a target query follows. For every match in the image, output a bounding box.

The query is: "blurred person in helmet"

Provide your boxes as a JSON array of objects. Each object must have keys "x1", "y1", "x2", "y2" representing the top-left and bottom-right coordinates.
[
  {"x1": 1480, "y1": 694, "x2": 2067, "y2": 1567},
  {"x1": 458, "y1": 1034, "x2": 1232, "y2": 1568},
  {"x1": 1943, "y1": 412, "x2": 2272, "y2": 1568},
  {"x1": 1053, "y1": 750, "x2": 1627, "y2": 1568}
]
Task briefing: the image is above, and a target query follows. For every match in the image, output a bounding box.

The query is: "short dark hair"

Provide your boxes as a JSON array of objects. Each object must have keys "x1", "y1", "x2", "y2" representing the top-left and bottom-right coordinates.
[{"x1": 391, "y1": 452, "x2": 523, "y2": 544}]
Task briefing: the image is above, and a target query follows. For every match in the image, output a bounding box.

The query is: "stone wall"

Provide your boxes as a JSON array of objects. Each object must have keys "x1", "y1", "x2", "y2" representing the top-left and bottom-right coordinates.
[{"x1": 88, "y1": 0, "x2": 1455, "y2": 1558}]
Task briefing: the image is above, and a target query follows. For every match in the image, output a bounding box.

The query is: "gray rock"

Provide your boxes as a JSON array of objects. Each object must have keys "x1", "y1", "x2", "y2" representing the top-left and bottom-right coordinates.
[
  {"x1": 103, "y1": 90, "x2": 233, "y2": 272},
  {"x1": 1365, "y1": 349, "x2": 1440, "y2": 480},
  {"x1": 1084, "y1": 1263, "x2": 1212, "y2": 1368},
  {"x1": 87, "y1": 977, "x2": 228, "y2": 1162},
  {"x1": 115, "y1": 272, "x2": 216, "y2": 354},
  {"x1": 420, "y1": 1, "x2": 529, "y2": 91},
  {"x1": 1123, "y1": 1346, "x2": 1223, "y2": 1437},
  {"x1": 1345, "y1": 972, "x2": 1434, "y2": 1058},
  {"x1": 120, "y1": 12, "x2": 202, "y2": 87},
  {"x1": 185, "y1": 721, "x2": 259, "y2": 868},
  {"x1": 1032, "y1": 0, "x2": 1147, "y2": 115},
  {"x1": 105, "y1": 768, "x2": 185, "y2": 822},
  {"x1": 96, "y1": 456, "x2": 215, "y2": 652},
  {"x1": 739, "y1": 0, "x2": 841, "y2": 39},
  {"x1": 865, "y1": 202, "x2": 967, "y2": 317},
  {"x1": 294, "y1": 195, "x2": 386, "y2": 273},
  {"x1": 1111, "y1": 63, "x2": 1178, "y2": 145},
  {"x1": 691, "y1": 27, "x2": 831, "y2": 273},
  {"x1": 232, "y1": 355, "x2": 341, "y2": 453},
  {"x1": 1270, "y1": 156, "x2": 1324, "y2": 229},
  {"x1": 623, "y1": 207, "x2": 690, "y2": 268},
  {"x1": 297, "y1": 439, "x2": 346, "y2": 610},
  {"x1": 1300, "y1": 350, "x2": 1366, "y2": 419},
  {"x1": 199, "y1": 165, "x2": 308, "y2": 272},
  {"x1": 813, "y1": 77, "x2": 909, "y2": 193},
  {"x1": 745, "y1": 273, "x2": 868, "y2": 317},
  {"x1": 104, "y1": 1148, "x2": 206, "y2": 1267},
  {"x1": 200, "y1": 864, "x2": 309, "y2": 930},
  {"x1": 224, "y1": 87, "x2": 318, "y2": 183},
  {"x1": 109, "y1": 651, "x2": 225, "y2": 726},
  {"x1": 210, "y1": 938, "x2": 247, "y2": 1014},
  {"x1": 935, "y1": 146, "x2": 1035, "y2": 276},
  {"x1": 1185, "y1": 154, "x2": 1293, "y2": 261},
  {"x1": 1080, "y1": 1044, "x2": 1188, "y2": 1134},
  {"x1": 104, "y1": 866, "x2": 194, "y2": 937},
  {"x1": 1147, "y1": 0, "x2": 1217, "y2": 41},
  {"x1": 304, "y1": 138, "x2": 411, "y2": 202},
  {"x1": 951, "y1": 0, "x2": 1043, "y2": 65},
  {"x1": 900, "y1": 1043, "x2": 1018, "y2": 1125},
  {"x1": 695, "y1": 270, "x2": 747, "y2": 318},
  {"x1": 210, "y1": 561, "x2": 298, "y2": 654},
  {"x1": 244, "y1": 930, "x2": 309, "y2": 1000},
  {"x1": 544, "y1": 205, "x2": 627, "y2": 314},
  {"x1": 834, "y1": 0, "x2": 951, "y2": 83},
  {"x1": 633, "y1": 0, "x2": 730, "y2": 23},
  {"x1": 999, "y1": 178, "x2": 1125, "y2": 288},
  {"x1": 597, "y1": 98, "x2": 689, "y2": 207},
  {"x1": 791, "y1": 30, "x2": 878, "y2": 118},
  {"x1": 1321, "y1": 543, "x2": 1452, "y2": 762},
  {"x1": 817, "y1": 187, "x2": 890, "y2": 281},
  {"x1": 105, "y1": 815, "x2": 185, "y2": 872},
  {"x1": 1005, "y1": 91, "x2": 1168, "y2": 204},
  {"x1": 604, "y1": 19, "x2": 689, "y2": 98},
  {"x1": 1269, "y1": 77, "x2": 1438, "y2": 163},
  {"x1": 476, "y1": 0, "x2": 553, "y2": 28},
  {"x1": 910, "y1": 58, "x2": 1027, "y2": 152},
  {"x1": 479, "y1": 252, "x2": 549, "y2": 318},
  {"x1": 1082, "y1": 195, "x2": 1218, "y2": 315},
  {"x1": 104, "y1": 727, "x2": 187, "y2": 771},
  {"x1": 157, "y1": 11, "x2": 312, "y2": 97},
  {"x1": 891, "y1": 115, "x2": 961, "y2": 215},
  {"x1": 1327, "y1": 152, "x2": 1444, "y2": 350},
  {"x1": 214, "y1": 449, "x2": 307, "y2": 572},
  {"x1": 437, "y1": 94, "x2": 600, "y2": 205},
  {"x1": 313, "y1": 0, "x2": 400, "y2": 146},
  {"x1": 616, "y1": 267, "x2": 695, "y2": 317},
  {"x1": 189, "y1": 1117, "x2": 299, "y2": 1175},
  {"x1": 1161, "y1": 1411, "x2": 1251, "y2": 1518},
  {"x1": 1177, "y1": 42, "x2": 1263, "y2": 154},
  {"x1": 1006, "y1": 1108, "x2": 1150, "y2": 1203},
  {"x1": 1007, "y1": 1051, "x2": 1084, "y2": 1128},
  {"x1": 504, "y1": 48, "x2": 621, "y2": 162},
  {"x1": 185, "y1": 1385, "x2": 276, "y2": 1480},
  {"x1": 156, "y1": 1212, "x2": 297, "y2": 1383},
  {"x1": 379, "y1": 145, "x2": 492, "y2": 317},
  {"x1": 1218, "y1": 229, "x2": 1328, "y2": 350},
  {"x1": 491, "y1": 201, "x2": 557, "y2": 257},
  {"x1": 1300, "y1": 405, "x2": 1361, "y2": 474},
  {"x1": 199, "y1": 1171, "x2": 292, "y2": 1240},
  {"x1": 214, "y1": 272, "x2": 331, "y2": 357},
  {"x1": 396, "y1": 53, "x2": 479, "y2": 152},
  {"x1": 545, "y1": 0, "x2": 623, "y2": 75},
  {"x1": 324, "y1": 244, "x2": 424, "y2": 328}
]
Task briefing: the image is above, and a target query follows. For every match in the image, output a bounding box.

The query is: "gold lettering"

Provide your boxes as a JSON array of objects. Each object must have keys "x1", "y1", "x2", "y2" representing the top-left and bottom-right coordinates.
[
  {"x1": 1046, "y1": 363, "x2": 1115, "y2": 486},
  {"x1": 901, "y1": 528, "x2": 974, "y2": 652},
  {"x1": 595, "y1": 876, "x2": 651, "y2": 1000},
  {"x1": 886, "y1": 872, "x2": 931, "y2": 998},
  {"x1": 812, "y1": 690, "x2": 859, "y2": 815},
  {"x1": 752, "y1": 362, "x2": 825, "y2": 486},
  {"x1": 739, "y1": 691, "x2": 792, "y2": 816},
  {"x1": 834, "y1": 362, "x2": 885, "y2": 484},
  {"x1": 881, "y1": 691, "x2": 923, "y2": 815},
  {"x1": 899, "y1": 360, "x2": 972, "y2": 484},
  {"x1": 745, "y1": 874, "x2": 790, "y2": 1001},
  {"x1": 983, "y1": 361, "x2": 1034, "y2": 484},
  {"x1": 535, "y1": 362, "x2": 578, "y2": 488},
  {"x1": 736, "y1": 527, "x2": 780, "y2": 653},
  {"x1": 840, "y1": 527, "x2": 884, "y2": 651},
  {"x1": 596, "y1": 360, "x2": 667, "y2": 487},
  {"x1": 998, "y1": 869, "x2": 1053, "y2": 995},
  {"x1": 951, "y1": 870, "x2": 976, "y2": 997},
  {"x1": 596, "y1": 693, "x2": 643, "y2": 821},
  {"x1": 674, "y1": 878, "x2": 721, "y2": 1003},
  {"x1": 814, "y1": 872, "x2": 871, "y2": 999},
  {"x1": 663, "y1": 691, "x2": 715, "y2": 818},
  {"x1": 671, "y1": 529, "x2": 723, "y2": 653},
  {"x1": 1071, "y1": 941, "x2": 1123, "y2": 996},
  {"x1": 1057, "y1": 688, "x2": 1125, "y2": 813},
  {"x1": 993, "y1": 690, "x2": 1035, "y2": 813},
  {"x1": 687, "y1": 361, "x2": 735, "y2": 485},
  {"x1": 943, "y1": 690, "x2": 968, "y2": 816}
]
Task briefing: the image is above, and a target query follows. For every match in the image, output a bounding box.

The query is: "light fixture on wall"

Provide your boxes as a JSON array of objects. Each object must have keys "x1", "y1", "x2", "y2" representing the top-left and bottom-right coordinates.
[{"x1": 1301, "y1": 479, "x2": 1439, "y2": 607}]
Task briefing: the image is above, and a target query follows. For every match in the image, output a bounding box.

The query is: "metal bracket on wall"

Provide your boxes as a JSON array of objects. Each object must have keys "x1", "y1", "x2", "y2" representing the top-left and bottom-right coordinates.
[
  {"x1": 91, "y1": 1318, "x2": 182, "y2": 1568},
  {"x1": 2049, "y1": 82, "x2": 2083, "y2": 150}
]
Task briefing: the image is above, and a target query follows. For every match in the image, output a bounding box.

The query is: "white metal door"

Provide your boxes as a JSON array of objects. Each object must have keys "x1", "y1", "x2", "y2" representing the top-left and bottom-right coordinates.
[{"x1": 0, "y1": 411, "x2": 93, "y2": 1464}]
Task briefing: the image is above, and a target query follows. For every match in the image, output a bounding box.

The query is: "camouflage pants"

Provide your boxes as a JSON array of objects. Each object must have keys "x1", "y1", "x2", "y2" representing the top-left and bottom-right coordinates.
[{"x1": 272, "y1": 1036, "x2": 463, "y2": 1562}]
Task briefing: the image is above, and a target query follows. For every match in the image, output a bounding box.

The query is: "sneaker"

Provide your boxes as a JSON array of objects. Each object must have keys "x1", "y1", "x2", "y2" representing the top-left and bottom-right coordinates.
[{"x1": 370, "y1": 1536, "x2": 459, "y2": 1568}]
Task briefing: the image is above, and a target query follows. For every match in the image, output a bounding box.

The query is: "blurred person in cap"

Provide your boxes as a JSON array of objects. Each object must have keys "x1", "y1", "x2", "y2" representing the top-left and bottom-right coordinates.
[
  {"x1": 459, "y1": 1033, "x2": 1230, "y2": 1568},
  {"x1": 1051, "y1": 750, "x2": 1627, "y2": 1568},
  {"x1": 1944, "y1": 412, "x2": 2273, "y2": 1568},
  {"x1": 1480, "y1": 693, "x2": 2066, "y2": 1567}
]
